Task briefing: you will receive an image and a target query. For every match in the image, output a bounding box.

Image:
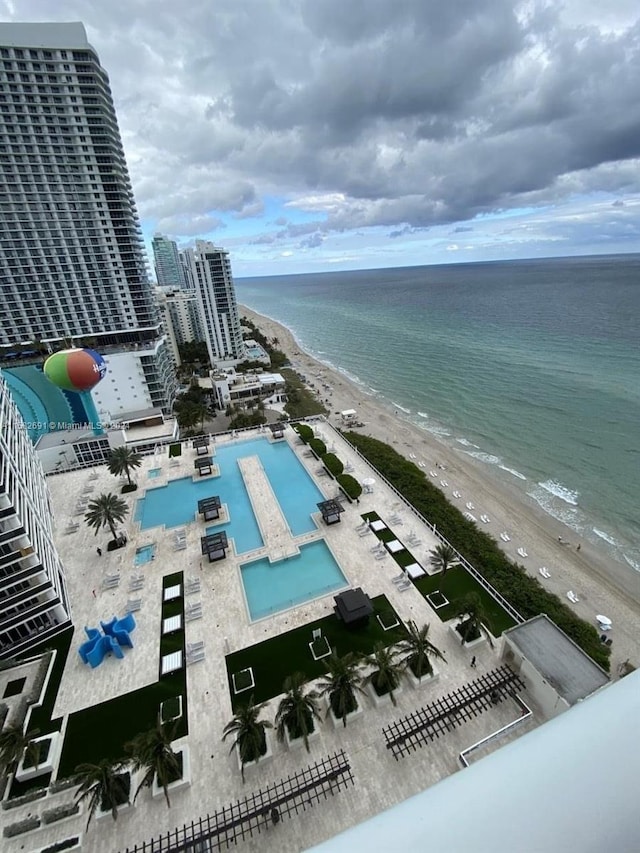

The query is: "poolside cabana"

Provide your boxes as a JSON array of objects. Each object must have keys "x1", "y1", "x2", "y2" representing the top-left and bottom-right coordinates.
[
  {"x1": 198, "y1": 496, "x2": 222, "y2": 521},
  {"x1": 334, "y1": 588, "x2": 373, "y2": 627},
  {"x1": 193, "y1": 435, "x2": 210, "y2": 456},
  {"x1": 268, "y1": 422, "x2": 286, "y2": 440},
  {"x1": 317, "y1": 498, "x2": 344, "y2": 526},
  {"x1": 194, "y1": 457, "x2": 213, "y2": 476},
  {"x1": 200, "y1": 531, "x2": 229, "y2": 562}
]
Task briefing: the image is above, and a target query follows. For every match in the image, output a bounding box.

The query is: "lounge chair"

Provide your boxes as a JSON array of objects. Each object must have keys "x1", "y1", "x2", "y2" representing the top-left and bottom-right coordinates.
[
  {"x1": 186, "y1": 578, "x2": 201, "y2": 594},
  {"x1": 129, "y1": 578, "x2": 144, "y2": 591},
  {"x1": 187, "y1": 649, "x2": 205, "y2": 664},
  {"x1": 173, "y1": 541, "x2": 187, "y2": 551},
  {"x1": 371, "y1": 543, "x2": 384, "y2": 552},
  {"x1": 187, "y1": 640, "x2": 204, "y2": 653},
  {"x1": 567, "y1": 591, "x2": 580, "y2": 603},
  {"x1": 517, "y1": 547, "x2": 528, "y2": 558},
  {"x1": 358, "y1": 528, "x2": 372, "y2": 537},
  {"x1": 374, "y1": 551, "x2": 386, "y2": 560},
  {"x1": 127, "y1": 598, "x2": 142, "y2": 612},
  {"x1": 539, "y1": 567, "x2": 551, "y2": 579},
  {"x1": 397, "y1": 581, "x2": 412, "y2": 592}
]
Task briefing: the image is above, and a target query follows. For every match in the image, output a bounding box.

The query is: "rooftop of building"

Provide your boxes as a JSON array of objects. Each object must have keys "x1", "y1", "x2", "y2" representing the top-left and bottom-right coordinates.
[
  {"x1": 0, "y1": 423, "x2": 606, "y2": 852},
  {"x1": 504, "y1": 614, "x2": 609, "y2": 704}
]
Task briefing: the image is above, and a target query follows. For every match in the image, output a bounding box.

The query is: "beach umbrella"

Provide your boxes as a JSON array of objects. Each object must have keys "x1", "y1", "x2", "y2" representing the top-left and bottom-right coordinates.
[
  {"x1": 362, "y1": 477, "x2": 376, "y2": 487},
  {"x1": 44, "y1": 347, "x2": 107, "y2": 392}
]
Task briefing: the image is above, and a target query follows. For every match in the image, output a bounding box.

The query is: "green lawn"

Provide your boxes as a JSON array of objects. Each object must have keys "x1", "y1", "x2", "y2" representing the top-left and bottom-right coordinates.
[
  {"x1": 226, "y1": 595, "x2": 406, "y2": 710},
  {"x1": 413, "y1": 566, "x2": 516, "y2": 636},
  {"x1": 57, "y1": 572, "x2": 188, "y2": 778}
]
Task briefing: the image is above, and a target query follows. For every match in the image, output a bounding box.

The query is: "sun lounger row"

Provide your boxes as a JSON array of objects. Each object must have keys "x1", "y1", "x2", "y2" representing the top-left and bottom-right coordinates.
[
  {"x1": 186, "y1": 601, "x2": 202, "y2": 621},
  {"x1": 103, "y1": 574, "x2": 120, "y2": 589},
  {"x1": 65, "y1": 522, "x2": 79, "y2": 534}
]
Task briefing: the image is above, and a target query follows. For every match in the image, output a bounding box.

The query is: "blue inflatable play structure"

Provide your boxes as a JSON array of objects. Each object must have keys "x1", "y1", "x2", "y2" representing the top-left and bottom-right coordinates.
[{"x1": 78, "y1": 613, "x2": 136, "y2": 668}]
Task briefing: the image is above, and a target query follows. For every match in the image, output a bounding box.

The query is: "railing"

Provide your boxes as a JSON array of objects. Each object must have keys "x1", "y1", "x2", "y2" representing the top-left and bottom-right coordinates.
[{"x1": 323, "y1": 419, "x2": 525, "y2": 625}]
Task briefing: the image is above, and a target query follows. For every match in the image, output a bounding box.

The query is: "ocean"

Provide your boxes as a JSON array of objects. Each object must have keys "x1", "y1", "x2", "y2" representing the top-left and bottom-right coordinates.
[{"x1": 236, "y1": 254, "x2": 640, "y2": 575}]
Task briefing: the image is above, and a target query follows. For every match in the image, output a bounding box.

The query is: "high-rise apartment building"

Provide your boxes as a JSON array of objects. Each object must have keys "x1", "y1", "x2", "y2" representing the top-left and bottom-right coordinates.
[
  {"x1": 152, "y1": 233, "x2": 186, "y2": 289},
  {"x1": 0, "y1": 22, "x2": 175, "y2": 414},
  {"x1": 0, "y1": 374, "x2": 71, "y2": 659},
  {"x1": 156, "y1": 288, "x2": 204, "y2": 365},
  {"x1": 188, "y1": 241, "x2": 244, "y2": 367}
]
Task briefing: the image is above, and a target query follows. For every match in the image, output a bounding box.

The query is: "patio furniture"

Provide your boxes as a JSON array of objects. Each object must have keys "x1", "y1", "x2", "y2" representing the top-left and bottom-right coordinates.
[
  {"x1": 173, "y1": 540, "x2": 187, "y2": 551},
  {"x1": 126, "y1": 598, "x2": 142, "y2": 613},
  {"x1": 397, "y1": 580, "x2": 412, "y2": 592},
  {"x1": 567, "y1": 591, "x2": 580, "y2": 603},
  {"x1": 161, "y1": 651, "x2": 183, "y2": 675},
  {"x1": 186, "y1": 602, "x2": 203, "y2": 621},
  {"x1": 539, "y1": 567, "x2": 551, "y2": 579},
  {"x1": 129, "y1": 577, "x2": 144, "y2": 591},
  {"x1": 374, "y1": 551, "x2": 386, "y2": 561},
  {"x1": 334, "y1": 588, "x2": 374, "y2": 627},
  {"x1": 186, "y1": 577, "x2": 201, "y2": 595}
]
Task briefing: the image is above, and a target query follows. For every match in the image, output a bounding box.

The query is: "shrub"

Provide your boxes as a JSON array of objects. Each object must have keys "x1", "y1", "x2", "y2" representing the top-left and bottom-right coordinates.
[
  {"x1": 345, "y1": 432, "x2": 610, "y2": 671},
  {"x1": 308, "y1": 437, "x2": 327, "y2": 457},
  {"x1": 3, "y1": 815, "x2": 40, "y2": 837},
  {"x1": 294, "y1": 423, "x2": 314, "y2": 443},
  {"x1": 121, "y1": 483, "x2": 138, "y2": 494},
  {"x1": 42, "y1": 802, "x2": 80, "y2": 824},
  {"x1": 322, "y1": 453, "x2": 343, "y2": 477},
  {"x1": 336, "y1": 474, "x2": 362, "y2": 501},
  {"x1": 40, "y1": 837, "x2": 81, "y2": 853}
]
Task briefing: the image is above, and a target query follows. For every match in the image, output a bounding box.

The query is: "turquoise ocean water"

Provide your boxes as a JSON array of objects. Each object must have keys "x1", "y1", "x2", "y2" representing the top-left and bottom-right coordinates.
[{"x1": 236, "y1": 254, "x2": 640, "y2": 576}]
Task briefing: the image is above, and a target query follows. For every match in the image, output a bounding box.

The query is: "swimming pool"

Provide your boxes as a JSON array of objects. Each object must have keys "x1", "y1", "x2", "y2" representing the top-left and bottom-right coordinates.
[
  {"x1": 148, "y1": 468, "x2": 162, "y2": 479},
  {"x1": 134, "y1": 437, "x2": 325, "y2": 553},
  {"x1": 240, "y1": 540, "x2": 348, "y2": 620},
  {"x1": 134, "y1": 544, "x2": 155, "y2": 565}
]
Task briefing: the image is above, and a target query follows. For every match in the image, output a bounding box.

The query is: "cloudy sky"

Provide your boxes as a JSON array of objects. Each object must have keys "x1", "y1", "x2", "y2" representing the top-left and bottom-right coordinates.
[{"x1": 2, "y1": 1, "x2": 640, "y2": 275}]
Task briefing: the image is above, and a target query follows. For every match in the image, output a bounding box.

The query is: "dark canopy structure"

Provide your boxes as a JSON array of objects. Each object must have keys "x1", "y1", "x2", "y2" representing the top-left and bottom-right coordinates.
[
  {"x1": 268, "y1": 422, "x2": 286, "y2": 439},
  {"x1": 194, "y1": 456, "x2": 213, "y2": 476},
  {"x1": 201, "y1": 531, "x2": 229, "y2": 562},
  {"x1": 198, "y1": 496, "x2": 222, "y2": 521},
  {"x1": 334, "y1": 588, "x2": 373, "y2": 627},
  {"x1": 317, "y1": 498, "x2": 344, "y2": 525},
  {"x1": 193, "y1": 435, "x2": 210, "y2": 456}
]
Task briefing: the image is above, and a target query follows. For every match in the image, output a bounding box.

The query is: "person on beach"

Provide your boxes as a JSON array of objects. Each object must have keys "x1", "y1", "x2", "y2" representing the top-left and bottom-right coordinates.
[
  {"x1": 96, "y1": 547, "x2": 102, "y2": 556},
  {"x1": 470, "y1": 656, "x2": 477, "y2": 668}
]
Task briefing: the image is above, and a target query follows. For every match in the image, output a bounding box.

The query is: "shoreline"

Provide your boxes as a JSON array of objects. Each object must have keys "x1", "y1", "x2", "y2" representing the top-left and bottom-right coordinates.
[{"x1": 240, "y1": 304, "x2": 640, "y2": 671}]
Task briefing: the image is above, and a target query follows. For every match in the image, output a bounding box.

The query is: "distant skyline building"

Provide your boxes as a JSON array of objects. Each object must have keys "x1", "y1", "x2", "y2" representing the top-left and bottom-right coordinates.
[
  {"x1": 0, "y1": 22, "x2": 175, "y2": 415},
  {"x1": 188, "y1": 241, "x2": 244, "y2": 367},
  {"x1": 156, "y1": 288, "x2": 204, "y2": 365},
  {"x1": 152, "y1": 233, "x2": 186, "y2": 290},
  {"x1": 0, "y1": 374, "x2": 71, "y2": 659}
]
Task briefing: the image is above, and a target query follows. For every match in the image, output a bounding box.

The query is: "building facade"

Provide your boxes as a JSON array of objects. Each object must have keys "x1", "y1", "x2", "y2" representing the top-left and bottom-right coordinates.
[
  {"x1": 152, "y1": 233, "x2": 186, "y2": 289},
  {"x1": 188, "y1": 241, "x2": 244, "y2": 368},
  {"x1": 0, "y1": 22, "x2": 175, "y2": 412},
  {"x1": 156, "y1": 288, "x2": 204, "y2": 365},
  {"x1": 0, "y1": 374, "x2": 71, "y2": 659}
]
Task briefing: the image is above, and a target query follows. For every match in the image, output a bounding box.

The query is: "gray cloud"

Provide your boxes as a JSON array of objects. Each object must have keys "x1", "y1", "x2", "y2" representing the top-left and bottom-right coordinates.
[{"x1": 4, "y1": 0, "x2": 640, "y2": 243}]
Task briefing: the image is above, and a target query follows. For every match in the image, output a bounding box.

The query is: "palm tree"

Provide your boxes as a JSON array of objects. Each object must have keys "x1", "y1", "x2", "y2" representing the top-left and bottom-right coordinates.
[
  {"x1": 275, "y1": 672, "x2": 322, "y2": 752},
  {"x1": 429, "y1": 543, "x2": 460, "y2": 577},
  {"x1": 74, "y1": 758, "x2": 130, "y2": 830},
  {"x1": 125, "y1": 720, "x2": 180, "y2": 808},
  {"x1": 397, "y1": 620, "x2": 446, "y2": 680},
  {"x1": 455, "y1": 593, "x2": 494, "y2": 647},
  {"x1": 84, "y1": 493, "x2": 129, "y2": 543},
  {"x1": 0, "y1": 725, "x2": 40, "y2": 777},
  {"x1": 318, "y1": 651, "x2": 365, "y2": 727},
  {"x1": 222, "y1": 697, "x2": 272, "y2": 782},
  {"x1": 108, "y1": 446, "x2": 142, "y2": 488},
  {"x1": 362, "y1": 642, "x2": 404, "y2": 705}
]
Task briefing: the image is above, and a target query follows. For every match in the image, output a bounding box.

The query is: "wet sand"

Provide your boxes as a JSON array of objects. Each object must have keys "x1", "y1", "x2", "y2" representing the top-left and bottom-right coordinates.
[{"x1": 241, "y1": 304, "x2": 640, "y2": 674}]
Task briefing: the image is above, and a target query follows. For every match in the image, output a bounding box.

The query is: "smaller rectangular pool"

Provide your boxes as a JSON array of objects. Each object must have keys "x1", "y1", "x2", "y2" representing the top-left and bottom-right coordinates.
[
  {"x1": 241, "y1": 540, "x2": 348, "y2": 621},
  {"x1": 134, "y1": 544, "x2": 156, "y2": 565},
  {"x1": 148, "y1": 468, "x2": 162, "y2": 479}
]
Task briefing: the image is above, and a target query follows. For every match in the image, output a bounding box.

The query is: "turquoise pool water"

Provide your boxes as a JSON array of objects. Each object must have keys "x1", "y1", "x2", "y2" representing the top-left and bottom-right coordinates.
[
  {"x1": 241, "y1": 540, "x2": 348, "y2": 620},
  {"x1": 134, "y1": 437, "x2": 325, "y2": 553},
  {"x1": 148, "y1": 468, "x2": 162, "y2": 479},
  {"x1": 134, "y1": 544, "x2": 156, "y2": 565}
]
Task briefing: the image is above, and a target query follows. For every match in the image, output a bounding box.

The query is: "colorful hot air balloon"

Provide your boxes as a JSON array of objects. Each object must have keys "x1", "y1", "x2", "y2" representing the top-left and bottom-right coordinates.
[{"x1": 43, "y1": 348, "x2": 107, "y2": 392}]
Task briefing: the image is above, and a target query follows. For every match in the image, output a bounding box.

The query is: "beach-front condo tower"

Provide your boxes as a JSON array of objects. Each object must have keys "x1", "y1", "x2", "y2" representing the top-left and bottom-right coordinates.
[
  {"x1": 152, "y1": 233, "x2": 187, "y2": 290},
  {"x1": 0, "y1": 374, "x2": 71, "y2": 659},
  {"x1": 0, "y1": 23, "x2": 175, "y2": 413},
  {"x1": 189, "y1": 241, "x2": 244, "y2": 368}
]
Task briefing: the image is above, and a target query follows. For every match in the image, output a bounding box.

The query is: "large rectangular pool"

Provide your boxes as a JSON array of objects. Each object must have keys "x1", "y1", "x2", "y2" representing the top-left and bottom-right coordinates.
[
  {"x1": 240, "y1": 540, "x2": 348, "y2": 620},
  {"x1": 134, "y1": 437, "x2": 326, "y2": 553}
]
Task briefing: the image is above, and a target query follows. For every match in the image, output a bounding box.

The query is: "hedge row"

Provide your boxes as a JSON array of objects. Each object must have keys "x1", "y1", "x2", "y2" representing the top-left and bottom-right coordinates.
[
  {"x1": 294, "y1": 423, "x2": 362, "y2": 502},
  {"x1": 344, "y1": 432, "x2": 609, "y2": 671}
]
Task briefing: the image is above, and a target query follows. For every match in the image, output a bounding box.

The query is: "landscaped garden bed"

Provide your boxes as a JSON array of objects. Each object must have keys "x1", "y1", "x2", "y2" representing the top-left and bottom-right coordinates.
[{"x1": 226, "y1": 595, "x2": 406, "y2": 710}]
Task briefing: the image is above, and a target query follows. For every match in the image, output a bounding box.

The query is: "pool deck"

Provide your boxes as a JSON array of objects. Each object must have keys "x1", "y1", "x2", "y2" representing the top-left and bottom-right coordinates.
[{"x1": 5, "y1": 425, "x2": 547, "y2": 853}]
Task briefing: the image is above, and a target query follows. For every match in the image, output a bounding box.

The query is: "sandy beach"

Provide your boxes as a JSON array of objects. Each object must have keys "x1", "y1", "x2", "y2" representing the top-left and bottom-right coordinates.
[{"x1": 240, "y1": 304, "x2": 640, "y2": 675}]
